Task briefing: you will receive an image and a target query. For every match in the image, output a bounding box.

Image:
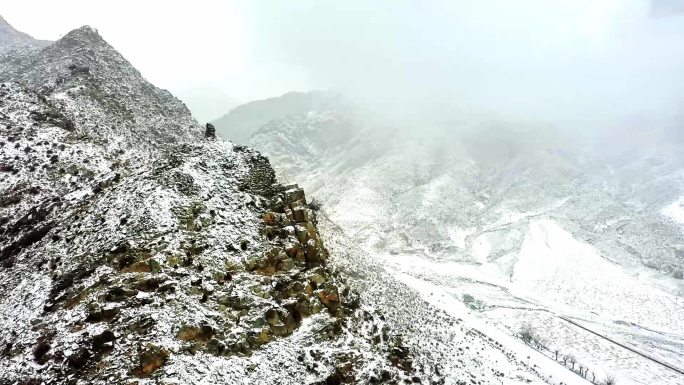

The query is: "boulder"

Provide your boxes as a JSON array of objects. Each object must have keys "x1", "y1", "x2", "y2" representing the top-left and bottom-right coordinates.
[
  {"x1": 204, "y1": 123, "x2": 216, "y2": 139},
  {"x1": 318, "y1": 284, "x2": 341, "y2": 312},
  {"x1": 276, "y1": 258, "x2": 294, "y2": 272},
  {"x1": 138, "y1": 344, "x2": 169, "y2": 375}
]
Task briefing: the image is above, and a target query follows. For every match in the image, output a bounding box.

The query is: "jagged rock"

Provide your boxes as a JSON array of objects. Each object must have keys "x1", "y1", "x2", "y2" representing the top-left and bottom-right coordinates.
[
  {"x1": 91, "y1": 330, "x2": 116, "y2": 352},
  {"x1": 217, "y1": 293, "x2": 252, "y2": 310},
  {"x1": 205, "y1": 123, "x2": 216, "y2": 139},
  {"x1": 318, "y1": 283, "x2": 341, "y2": 312},
  {"x1": 276, "y1": 258, "x2": 294, "y2": 271}
]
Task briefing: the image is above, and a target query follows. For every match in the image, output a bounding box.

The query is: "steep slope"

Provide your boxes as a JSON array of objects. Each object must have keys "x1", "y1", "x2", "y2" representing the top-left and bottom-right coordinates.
[
  {"x1": 0, "y1": 25, "x2": 443, "y2": 385},
  {"x1": 0, "y1": 26, "x2": 199, "y2": 147}
]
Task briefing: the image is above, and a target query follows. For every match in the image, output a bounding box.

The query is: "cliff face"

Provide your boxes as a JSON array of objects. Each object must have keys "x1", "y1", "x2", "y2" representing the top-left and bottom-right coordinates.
[{"x1": 0, "y1": 25, "x2": 420, "y2": 385}]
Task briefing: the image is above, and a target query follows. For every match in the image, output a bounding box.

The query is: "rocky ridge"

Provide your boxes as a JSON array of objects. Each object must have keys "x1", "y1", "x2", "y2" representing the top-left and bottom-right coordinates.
[
  {"x1": 0, "y1": 26, "x2": 200, "y2": 147},
  {"x1": 0, "y1": 24, "x2": 428, "y2": 384}
]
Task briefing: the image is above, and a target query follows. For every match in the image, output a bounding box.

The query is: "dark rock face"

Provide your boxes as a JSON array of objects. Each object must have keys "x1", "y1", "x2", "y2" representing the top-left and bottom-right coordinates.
[{"x1": 205, "y1": 123, "x2": 216, "y2": 139}]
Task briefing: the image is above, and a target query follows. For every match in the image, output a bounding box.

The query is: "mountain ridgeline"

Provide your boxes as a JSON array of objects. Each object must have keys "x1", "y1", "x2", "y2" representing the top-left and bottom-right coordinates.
[{"x1": 0, "y1": 24, "x2": 436, "y2": 385}]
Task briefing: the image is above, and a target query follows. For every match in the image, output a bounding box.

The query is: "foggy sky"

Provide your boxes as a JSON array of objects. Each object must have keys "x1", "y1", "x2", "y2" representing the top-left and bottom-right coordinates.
[{"x1": 1, "y1": 1, "x2": 683, "y2": 128}]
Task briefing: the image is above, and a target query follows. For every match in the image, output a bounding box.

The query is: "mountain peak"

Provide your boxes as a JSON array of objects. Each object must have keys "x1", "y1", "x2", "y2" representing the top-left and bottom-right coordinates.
[
  {"x1": 53, "y1": 25, "x2": 112, "y2": 53},
  {"x1": 61, "y1": 25, "x2": 102, "y2": 43},
  {"x1": 0, "y1": 22, "x2": 201, "y2": 145}
]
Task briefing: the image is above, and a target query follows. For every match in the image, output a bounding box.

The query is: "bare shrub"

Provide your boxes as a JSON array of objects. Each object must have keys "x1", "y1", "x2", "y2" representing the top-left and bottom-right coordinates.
[{"x1": 308, "y1": 198, "x2": 322, "y2": 211}]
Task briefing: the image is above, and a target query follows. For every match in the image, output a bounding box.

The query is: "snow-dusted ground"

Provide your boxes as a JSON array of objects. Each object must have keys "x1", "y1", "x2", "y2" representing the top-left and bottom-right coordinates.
[
  {"x1": 662, "y1": 196, "x2": 684, "y2": 226},
  {"x1": 376, "y1": 218, "x2": 684, "y2": 385}
]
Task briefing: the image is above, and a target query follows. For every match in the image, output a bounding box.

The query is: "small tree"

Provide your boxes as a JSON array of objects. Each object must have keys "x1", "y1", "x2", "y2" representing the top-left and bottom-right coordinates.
[
  {"x1": 534, "y1": 336, "x2": 548, "y2": 351},
  {"x1": 568, "y1": 354, "x2": 577, "y2": 370},
  {"x1": 604, "y1": 374, "x2": 616, "y2": 385},
  {"x1": 519, "y1": 322, "x2": 535, "y2": 345}
]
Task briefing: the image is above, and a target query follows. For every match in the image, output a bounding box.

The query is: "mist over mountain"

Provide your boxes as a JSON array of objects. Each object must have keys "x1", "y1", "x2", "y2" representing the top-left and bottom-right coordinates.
[
  {"x1": 0, "y1": 15, "x2": 50, "y2": 50},
  {"x1": 213, "y1": 88, "x2": 684, "y2": 385},
  {"x1": 211, "y1": 91, "x2": 339, "y2": 143},
  {"x1": 1, "y1": 3, "x2": 684, "y2": 385}
]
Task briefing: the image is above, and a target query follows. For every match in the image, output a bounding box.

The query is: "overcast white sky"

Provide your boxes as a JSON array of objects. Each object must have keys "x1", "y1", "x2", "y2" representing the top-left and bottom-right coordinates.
[{"x1": 1, "y1": 1, "x2": 683, "y2": 127}]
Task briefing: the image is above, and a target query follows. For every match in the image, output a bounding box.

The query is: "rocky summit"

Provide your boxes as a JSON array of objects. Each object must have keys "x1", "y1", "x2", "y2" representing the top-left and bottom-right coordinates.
[{"x1": 0, "y1": 24, "x2": 428, "y2": 385}]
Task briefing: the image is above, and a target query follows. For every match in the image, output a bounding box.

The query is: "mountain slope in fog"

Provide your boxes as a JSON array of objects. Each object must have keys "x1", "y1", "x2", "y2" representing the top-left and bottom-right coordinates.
[
  {"x1": 0, "y1": 15, "x2": 51, "y2": 50},
  {"x1": 0, "y1": 21, "x2": 569, "y2": 385},
  {"x1": 232, "y1": 92, "x2": 684, "y2": 385},
  {"x1": 243, "y1": 96, "x2": 684, "y2": 276},
  {"x1": 211, "y1": 90, "x2": 339, "y2": 144}
]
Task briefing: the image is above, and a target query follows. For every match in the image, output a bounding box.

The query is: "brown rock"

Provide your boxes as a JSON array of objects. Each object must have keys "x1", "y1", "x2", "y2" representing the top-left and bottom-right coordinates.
[
  {"x1": 256, "y1": 265, "x2": 276, "y2": 276},
  {"x1": 258, "y1": 328, "x2": 270, "y2": 343},
  {"x1": 292, "y1": 207, "x2": 309, "y2": 223},
  {"x1": 177, "y1": 325, "x2": 200, "y2": 341},
  {"x1": 263, "y1": 211, "x2": 278, "y2": 225},
  {"x1": 276, "y1": 258, "x2": 294, "y2": 272},
  {"x1": 318, "y1": 284, "x2": 341, "y2": 311},
  {"x1": 138, "y1": 345, "x2": 169, "y2": 376},
  {"x1": 121, "y1": 261, "x2": 151, "y2": 273}
]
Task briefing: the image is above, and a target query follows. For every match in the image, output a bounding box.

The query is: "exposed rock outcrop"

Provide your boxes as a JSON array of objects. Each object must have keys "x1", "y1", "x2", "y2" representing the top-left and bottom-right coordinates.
[{"x1": 0, "y1": 22, "x2": 423, "y2": 385}]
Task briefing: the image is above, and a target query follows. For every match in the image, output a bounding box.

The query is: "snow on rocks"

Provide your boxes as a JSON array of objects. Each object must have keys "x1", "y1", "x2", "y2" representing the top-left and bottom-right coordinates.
[{"x1": 0, "y1": 25, "x2": 424, "y2": 385}]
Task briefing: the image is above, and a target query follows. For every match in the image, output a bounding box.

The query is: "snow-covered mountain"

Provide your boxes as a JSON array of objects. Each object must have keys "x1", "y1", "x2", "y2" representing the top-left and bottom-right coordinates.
[
  {"x1": 211, "y1": 91, "x2": 339, "y2": 144},
  {"x1": 232, "y1": 92, "x2": 684, "y2": 385},
  {"x1": 0, "y1": 21, "x2": 569, "y2": 385}
]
